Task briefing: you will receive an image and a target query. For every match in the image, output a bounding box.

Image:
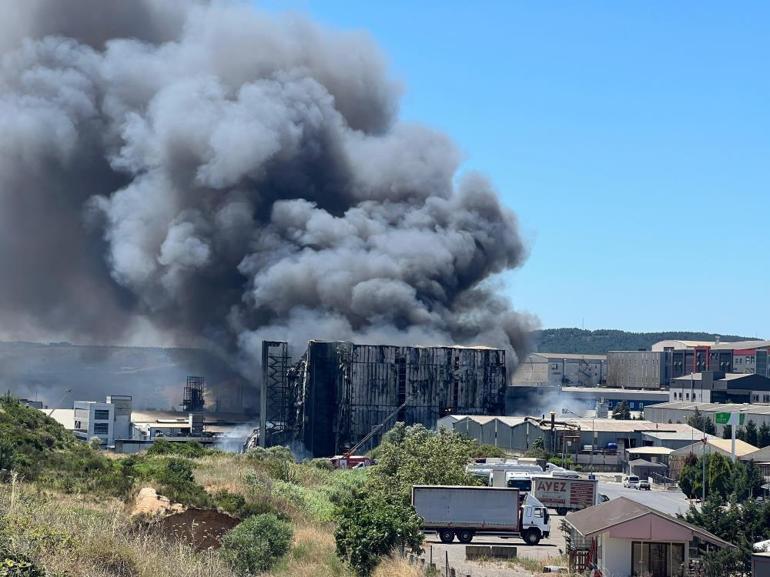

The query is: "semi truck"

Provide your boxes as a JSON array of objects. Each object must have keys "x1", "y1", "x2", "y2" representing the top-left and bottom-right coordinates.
[
  {"x1": 411, "y1": 485, "x2": 551, "y2": 545},
  {"x1": 492, "y1": 474, "x2": 598, "y2": 515},
  {"x1": 530, "y1": 476, "x2": 598, "y2": 515}
]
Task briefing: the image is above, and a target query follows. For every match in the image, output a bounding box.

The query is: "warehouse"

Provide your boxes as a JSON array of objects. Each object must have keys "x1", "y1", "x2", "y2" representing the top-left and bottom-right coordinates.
[
  {"x1": 511, "y1": 353, "x2": 606, "y2": 387},
  {"x1": 260, "y1": 340, "x2": 508, "y2": 457},
  {"x1": 644, "y1": 401, "x2": 770, "y2": 436}
]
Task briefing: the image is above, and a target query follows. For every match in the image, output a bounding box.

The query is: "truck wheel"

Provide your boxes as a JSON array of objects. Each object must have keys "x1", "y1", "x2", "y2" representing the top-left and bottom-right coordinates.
[
  {"x1": 556, "y1": 508, "x2": 568, "y2": 516},
  {"x1": 457, "y1": 529, "x2": 474, "y2": 544},
  {"x1": 523, "y1": 529, "x2": 542, "y2": 546},
  {"x1": 439, "y1": 529, "x2": 455, "y2": 543}
]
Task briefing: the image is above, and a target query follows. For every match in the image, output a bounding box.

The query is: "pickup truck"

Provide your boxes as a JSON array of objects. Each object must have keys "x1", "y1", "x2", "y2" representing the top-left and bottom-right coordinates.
[{"x1": 638, "y1": 479, "x2": 651, "y2": 491}]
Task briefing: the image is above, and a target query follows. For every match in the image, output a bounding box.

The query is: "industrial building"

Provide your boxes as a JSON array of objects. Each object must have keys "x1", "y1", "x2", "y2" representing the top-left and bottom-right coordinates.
[
  {"x1": 668, "y1": 371, "x2": 770, "y2": 404},
  {"x1": 604, "y1": 339, "x2": 770, "y2": 390},
  {"x1": 260, "y1": 340, "x2": 508, "y2": 457},
  {"x1": 505, "y1": 385, "x2": 668, "y2": 415},
  {"x1": 45, "y1": 393, "x2": 253, "y2": 452},
  {"x1": 644, "y1": 401, "x2": 770, "y2": 436},
  {"x1": 511, "y1": 353, "x2": 606, "y2": 387},
  {"x1": 438, "y1": 414, "x2": 704, "y2": 471}
]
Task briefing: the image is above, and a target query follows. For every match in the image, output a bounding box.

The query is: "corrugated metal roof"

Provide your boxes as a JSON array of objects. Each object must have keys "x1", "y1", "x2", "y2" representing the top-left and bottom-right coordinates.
[
  {"x1": 530, "y1": 353, "x2": 607, "y2": 361},
  {"x1": 626, "y1": 446, "x2": 674, "y2": 455},
  {"x1": 648, "y1": 401, "x2": 770, "y2": 415},
  {"x1": 671, "y1": 438, "x2": 759, "y2": 458}
]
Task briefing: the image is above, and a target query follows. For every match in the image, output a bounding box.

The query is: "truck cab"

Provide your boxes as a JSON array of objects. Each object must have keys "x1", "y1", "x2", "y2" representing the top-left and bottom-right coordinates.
[{"x1": 519, "y1": 493, "x2": 551, "y2": 544}]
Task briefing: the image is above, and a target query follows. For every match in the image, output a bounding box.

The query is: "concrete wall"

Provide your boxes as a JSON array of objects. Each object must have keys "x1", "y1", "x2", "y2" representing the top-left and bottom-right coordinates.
[{"x1": 607, "y1": 351, "x2": 666, "y2": 389}]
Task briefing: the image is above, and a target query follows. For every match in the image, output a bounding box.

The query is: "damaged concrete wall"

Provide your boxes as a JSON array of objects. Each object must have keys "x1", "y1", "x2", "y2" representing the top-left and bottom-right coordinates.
[{"x1": 270, "y1": 340, "x2": 506, "y2": 457}]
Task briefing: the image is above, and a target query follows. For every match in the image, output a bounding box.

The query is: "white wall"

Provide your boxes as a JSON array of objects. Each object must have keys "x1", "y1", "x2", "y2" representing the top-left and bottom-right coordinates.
[{"x1": 600, "y1": 534, "x2": 632, "y2": 577}]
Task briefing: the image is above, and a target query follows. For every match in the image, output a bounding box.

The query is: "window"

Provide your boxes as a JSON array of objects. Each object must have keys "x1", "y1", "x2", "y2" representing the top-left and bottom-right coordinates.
[
  {"x1": 764, "y1": 395, "x2": 769, "y2": 403},
  {"x1": 94, "y1": 409, "x2": 110, "y2": 420},
  {"x1": 629, "y1": 402, "x2": 635, "y2": 409},
  {"x1": 93, "y1": 422, "x2": 109, "y2": 435}
]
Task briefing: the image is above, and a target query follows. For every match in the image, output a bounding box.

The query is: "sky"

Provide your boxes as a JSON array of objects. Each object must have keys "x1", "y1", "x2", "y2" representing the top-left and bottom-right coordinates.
[{"x1": 258, "y1": 1, "x2": 770, "y2": 337}]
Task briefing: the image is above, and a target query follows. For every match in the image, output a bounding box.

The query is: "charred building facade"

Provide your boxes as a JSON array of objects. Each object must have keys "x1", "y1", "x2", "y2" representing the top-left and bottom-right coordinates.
[{"x1": 261, "y1": 340, "x2": 507, "y2": 457}]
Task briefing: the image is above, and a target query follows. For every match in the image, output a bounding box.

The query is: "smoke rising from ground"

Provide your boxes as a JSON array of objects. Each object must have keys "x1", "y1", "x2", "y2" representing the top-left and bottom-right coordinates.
[{"x1": 0, "y1": 0, "x2": 535, "y2": 390}]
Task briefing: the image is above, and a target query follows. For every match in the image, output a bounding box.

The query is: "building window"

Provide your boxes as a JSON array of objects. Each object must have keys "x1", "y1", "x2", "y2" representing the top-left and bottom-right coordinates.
[
  {"x1": 94, "y1": 409, "x2": 110, "y2": 420},
  {"x1": 93, "y1": 422, "x2": 109, "y2": 435},
  {"x1": 686, "y1": 393, "x2": 690, "y2": 400},
  {"x1": 764, "y1": 395, "x2": 770, "y2": 403},
  {"x1": 629, "y1": 402, "x2": 635, "y2": 409}
]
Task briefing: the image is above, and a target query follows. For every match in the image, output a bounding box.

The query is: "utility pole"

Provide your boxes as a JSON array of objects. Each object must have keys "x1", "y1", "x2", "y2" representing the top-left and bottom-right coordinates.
[{"x1": 701, "y1": 436, "x2": 707, "y2": 501}]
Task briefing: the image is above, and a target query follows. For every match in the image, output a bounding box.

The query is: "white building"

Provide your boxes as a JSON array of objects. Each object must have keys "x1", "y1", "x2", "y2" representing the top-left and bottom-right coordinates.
[{"x1": 73, "y1": 401, "x2": 115, "y2": 446}]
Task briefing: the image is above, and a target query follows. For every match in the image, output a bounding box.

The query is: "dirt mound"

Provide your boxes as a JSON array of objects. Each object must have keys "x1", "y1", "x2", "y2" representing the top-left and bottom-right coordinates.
[
  {"x1": 150, "y1": 509, "x2": 240, "y2": 551},
  {"x1": 131, "y1": 487, "x2": 184, "y2": 517}
]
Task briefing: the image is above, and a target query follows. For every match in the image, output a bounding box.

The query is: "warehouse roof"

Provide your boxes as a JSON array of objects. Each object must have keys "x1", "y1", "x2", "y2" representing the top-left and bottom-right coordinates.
[
  {"x1": 743, "y1": 446, "x2": 770, "y2": 463},
  {"x1": 672, "y1": 373, "x2": 750, "y2": 383},
  {"x1": 643, "y1": 430, "x2": 715, "y2": 442},
  {"x1": 712, "y1": 340, "x2": 770, "y2": 351},
  {"x1": 628, "y1": 458, "x2": 668, "y2": 468},
  {"x1": 530, "y1": 352, "x2": 607, "y2": 361},
  {"x1": 647, "y1": 401, "x2": 770, "y2": 415},
  {"x1": 565, "y1": 497, "x2": 734, "y2": 548},
  {"x1": 671, "y1": 438, "x2": 759, "y2": 458},
  {"x1": 549, "y1": 418, "x2": 701, "y2": 435},
  {"x1": 626, "y1": 447, "x2": 674, "y2": 456}
]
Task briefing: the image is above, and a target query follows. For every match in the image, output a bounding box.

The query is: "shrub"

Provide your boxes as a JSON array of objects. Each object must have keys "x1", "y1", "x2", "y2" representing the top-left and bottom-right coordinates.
[
  {"x1": 146, "y1": 439, "x2": 210, "y2": 459},
  {"x1": 219, "y1": 514, "x2": 293, "y2": 575},
  {"x1": 335, "y1": 488, "x2": 422, "y2": 577},
  {"x1": 0, "y1": 555, "x2": 46, "y2": 577}
]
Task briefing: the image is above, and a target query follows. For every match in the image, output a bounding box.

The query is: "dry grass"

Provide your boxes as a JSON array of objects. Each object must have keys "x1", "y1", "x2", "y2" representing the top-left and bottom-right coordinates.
[
  {"x1": 194, "y1": 453, "x2": 253, "y2": 495},
  {"x1": 510, "y1": 554, "x2": 569, "y2": 574},
  {"x1": 265, "y1": 524, "x2": 352, "y2": 577},
  {"x1": 372, "y1": 556, "x2": 423, "y2": 577},
  {"x1": 0, "y1": 484, "x2": 234, "y2": 577}
]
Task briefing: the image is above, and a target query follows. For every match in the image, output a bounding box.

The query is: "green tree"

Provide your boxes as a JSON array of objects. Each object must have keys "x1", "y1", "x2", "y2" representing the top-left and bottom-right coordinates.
[
  {"x1": 759, "y1": 422, "x2": 770, "y2": 448},
  {"x1": 612, "y1": 401, "x2": 631, "y2": 420},
  {"x1": 745, "y1": 420, "x2": 759, "y2": 447},
  {"x1": 335, "y1": 488, "x2": 423, "y2": 577},
  {"x1": 707, "y1": 453, "x2": 734, "y2": 500},
  {"x1": 704, "y1": 417, "x2": 716, "y2": 435},
  {"x1": 723, "y1": 425, "x2": 732, "y2": 440},
  {"x1": 688, "y1": 408, "x2": 706, "y2": 432},
  {"x1": 371, "y1": 424, "x2": 478, "y2": 500},
  {"x1": 220, "y1": 514, "x2": 293, "y2": 576},
  {"x1": 679, "y1": 454, "x2": 702, "y2": 499},
  {"x1": 736, "y1": 427, "x2": 747, "y2": 442}
]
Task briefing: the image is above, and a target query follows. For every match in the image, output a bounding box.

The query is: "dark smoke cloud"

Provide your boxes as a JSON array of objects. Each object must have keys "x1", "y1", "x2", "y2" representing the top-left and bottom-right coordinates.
[{"x1": 0, "y1": 0, "x2": 535, "y2": 391}]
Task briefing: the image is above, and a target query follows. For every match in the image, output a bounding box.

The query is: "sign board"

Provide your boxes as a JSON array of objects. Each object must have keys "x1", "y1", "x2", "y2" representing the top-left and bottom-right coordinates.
[{"x1": 715, "y1": 412, "x2": 745, "y2": 426}]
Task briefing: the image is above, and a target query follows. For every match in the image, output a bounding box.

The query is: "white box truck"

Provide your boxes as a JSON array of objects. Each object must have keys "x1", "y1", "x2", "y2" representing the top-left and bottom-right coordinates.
[
  {"x1": 411, "y1": 485, "x2": 551, "y2": 545},
  {"x1": 530, "y1": 476, "x2": 598, "y2": 515}
]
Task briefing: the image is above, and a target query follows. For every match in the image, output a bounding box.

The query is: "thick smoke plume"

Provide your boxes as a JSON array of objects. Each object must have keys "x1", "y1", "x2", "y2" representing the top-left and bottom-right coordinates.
[{"x1": 0, "y1": 0, "x2": 534, "y2": 393}]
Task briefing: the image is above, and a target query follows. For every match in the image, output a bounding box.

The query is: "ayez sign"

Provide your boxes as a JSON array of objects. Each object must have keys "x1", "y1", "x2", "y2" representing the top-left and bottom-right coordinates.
[{"x1": 715, "y1": 412, "x2": 745, "y2": 426}]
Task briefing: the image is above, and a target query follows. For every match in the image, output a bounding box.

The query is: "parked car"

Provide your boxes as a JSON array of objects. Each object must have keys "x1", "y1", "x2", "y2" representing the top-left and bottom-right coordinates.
[
  {"x1": 598, "y1": 493, "x2": 610, "y2": 503},
  {"x1": 623, "y1": 475, "x2": 640, "y2": 489},
  {"x1": 638, "y1": 479, "x2": 651, "y2": 491}
]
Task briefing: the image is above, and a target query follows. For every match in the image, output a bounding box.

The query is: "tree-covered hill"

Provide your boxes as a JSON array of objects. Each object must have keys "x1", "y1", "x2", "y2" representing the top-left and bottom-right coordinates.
[{"x1": 534, "y1": 328, "x2": 758, "y2": 355}]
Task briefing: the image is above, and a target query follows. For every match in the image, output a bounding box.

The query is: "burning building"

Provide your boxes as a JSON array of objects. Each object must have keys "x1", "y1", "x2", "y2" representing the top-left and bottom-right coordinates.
[{"x1": 261, "y1": 340, "x2": 507, "y2": 456}]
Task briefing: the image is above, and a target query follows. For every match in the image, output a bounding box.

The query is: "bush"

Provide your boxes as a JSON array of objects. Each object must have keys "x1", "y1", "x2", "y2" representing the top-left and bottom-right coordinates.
[
  {"x1": 335, "y1": 488, "x2": 423, "y2": 577},
  {"x1": 146, "y1": 439, "x2": 210, "y2": 459},
  {"x1": 219, "y1": 514, "x2": 293, "y2": 575},
  {"x1": 154, "y1": 459, "x2": 212, "y2": 508}
]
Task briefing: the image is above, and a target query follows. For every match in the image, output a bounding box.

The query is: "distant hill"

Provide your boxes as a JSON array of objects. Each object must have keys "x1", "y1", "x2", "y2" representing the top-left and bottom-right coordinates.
[{"x1": 534, "y1": 329, "x2": 758, "y2": 355}]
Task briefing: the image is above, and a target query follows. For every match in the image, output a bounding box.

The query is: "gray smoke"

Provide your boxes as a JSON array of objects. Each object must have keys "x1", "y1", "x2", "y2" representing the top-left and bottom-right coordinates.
[{"x1": 0, "y1": 0, "x2": 535, "y2": 389}]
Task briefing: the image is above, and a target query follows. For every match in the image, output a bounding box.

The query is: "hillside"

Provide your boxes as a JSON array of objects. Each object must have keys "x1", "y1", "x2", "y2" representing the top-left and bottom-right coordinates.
[{"x1": 534, "y1": 328, "x2": 758, "y2": 355}]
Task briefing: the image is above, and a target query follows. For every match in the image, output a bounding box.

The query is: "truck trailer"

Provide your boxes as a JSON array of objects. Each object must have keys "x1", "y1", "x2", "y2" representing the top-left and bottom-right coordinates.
[
  {"x1": 530, "y1": 476, "x2": 598, "y2": 515},
  {"x1": 411, "y1": 485, "x2": 551, "y2": 545}
]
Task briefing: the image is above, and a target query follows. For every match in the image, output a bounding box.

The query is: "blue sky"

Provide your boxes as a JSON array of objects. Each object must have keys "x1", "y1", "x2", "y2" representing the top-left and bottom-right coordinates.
[{"x1": 260, "y1": 1, "x2": 770, "y2": 336}]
